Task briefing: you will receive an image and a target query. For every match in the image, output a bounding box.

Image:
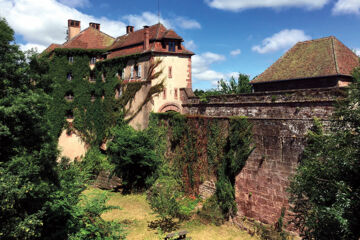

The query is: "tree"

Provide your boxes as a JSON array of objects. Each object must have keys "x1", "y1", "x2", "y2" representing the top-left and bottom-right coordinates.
[
  {"x1": 107, "y1": 123, "x2": 160, "y2": 192},
  {"x1": 218, "y1": 73, "x2": 252, "y2": 94},
  {"x1": 0, "y1": 17, "x2": 59, "y2": 239},
  {"x1": 288, "y1": 67, "x2": 360, "y2": 239}
]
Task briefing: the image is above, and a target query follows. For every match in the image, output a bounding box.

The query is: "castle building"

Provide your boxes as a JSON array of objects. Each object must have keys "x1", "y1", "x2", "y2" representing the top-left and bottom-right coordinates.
[
  {"x1": 46, "y1": 19, "x2": 194, "y2": 127},
  {"x1": 251, "y1": 36, "x2": 360, "y2": 92}
]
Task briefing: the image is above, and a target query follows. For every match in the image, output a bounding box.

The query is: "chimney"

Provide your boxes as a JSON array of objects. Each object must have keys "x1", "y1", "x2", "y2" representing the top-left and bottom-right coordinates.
[
  {"x1": 126, "y1": 25, "x2": 134, "y2": 34},
  {"x1": 143, "y1": 26, "x2": 150, "y2": 51},
  {"x1": 89, "y1": 22, "x2": 100, "y2": 31},
  {"x1": 67, "y1": 19, "x2": 81, "y2": 40}
]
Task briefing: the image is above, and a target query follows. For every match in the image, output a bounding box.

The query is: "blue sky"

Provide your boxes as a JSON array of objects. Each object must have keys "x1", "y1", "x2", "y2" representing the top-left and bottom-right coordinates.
[{"x1": 1, "y1": 0, "x2": 360, "y2": 90}]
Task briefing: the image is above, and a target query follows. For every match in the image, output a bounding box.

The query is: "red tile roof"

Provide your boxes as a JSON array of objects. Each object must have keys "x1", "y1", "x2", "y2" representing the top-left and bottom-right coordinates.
[
  {"x1": 62, "y1": 27, "x2": 115, "y2": 49},
  {"x1": 107, "y1": 23, "x2": 193, "y2": 58},
  {"x1": 44, "y1": 43, "x2": 61, "y2": 53},
  {"x1": 251, "y1": 36, "x2": 360, "y2": 84}
]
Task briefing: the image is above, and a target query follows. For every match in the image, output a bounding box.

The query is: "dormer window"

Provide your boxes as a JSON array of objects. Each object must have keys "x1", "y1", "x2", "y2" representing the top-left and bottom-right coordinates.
[
  {"x1": 69, "y1": 56, "x2": 74, "y2": 63},
  {"x1": 169, "y1": 41, "x2": 176, "y2": 52},
  {"x1": 90, "y1": 57, "x2": 96, "y2": 64},
  {"x1": 67, "y1": 73, "x2": 73, "y2": 81}
]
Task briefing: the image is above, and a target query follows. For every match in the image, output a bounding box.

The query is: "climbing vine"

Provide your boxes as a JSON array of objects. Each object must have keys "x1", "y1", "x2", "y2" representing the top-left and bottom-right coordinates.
[
  {"x1": 149, "y1": 113, "x2": 254, "y2": 213},
  {"x1": 37, "y1": 49, "x2": 164, "y2": 146}
]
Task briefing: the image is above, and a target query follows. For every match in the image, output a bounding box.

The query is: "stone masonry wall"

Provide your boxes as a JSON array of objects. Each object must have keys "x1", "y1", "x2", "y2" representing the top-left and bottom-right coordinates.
[{"x1": 181, "y1": 87, "x2": 345, "y2": 226}]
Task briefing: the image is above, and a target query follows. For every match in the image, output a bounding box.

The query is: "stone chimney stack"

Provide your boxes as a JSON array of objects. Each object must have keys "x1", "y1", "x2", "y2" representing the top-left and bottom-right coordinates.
[
  {"x1": 68, "y1": 19, "x2": 81, "y2": 40},
  {"x1": 143, "y1": 26, "x2": 149, "y2": 50},
  {"x1": 126, "y1": 25, "x2": 134, "y2": 34},
  {"x1": 89, "y1": 22, "x2": 100, "y2": 31}
]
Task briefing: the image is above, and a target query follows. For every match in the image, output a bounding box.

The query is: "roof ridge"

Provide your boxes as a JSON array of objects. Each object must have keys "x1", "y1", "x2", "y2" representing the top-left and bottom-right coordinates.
[
  {"x1": 331, "y1": 37, "x2": 340, "y2": 74},
  {"x1": 297, "y1": 36, "x2": 334, "y2": 45}
]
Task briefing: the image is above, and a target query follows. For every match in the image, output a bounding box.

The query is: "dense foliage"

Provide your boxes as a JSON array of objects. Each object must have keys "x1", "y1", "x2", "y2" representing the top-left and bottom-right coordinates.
[
  {"x1": 107, "y1": 123, "x2": 161, "y2": 192},
  {"x1": 194, "y1": 73, "x2": 252, "y2": 102},
  {"x1": 0, "y1": 18, "x2": 125, "y2": 240},
  {"x1": 288, "y1": 67, "x2": 360, "y2": 239}
]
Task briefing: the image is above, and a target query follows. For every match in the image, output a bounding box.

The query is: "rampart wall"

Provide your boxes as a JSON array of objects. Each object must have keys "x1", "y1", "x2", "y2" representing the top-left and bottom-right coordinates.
[{"x1": 180, "y1": 87, "x2": 345, "y2": 225}]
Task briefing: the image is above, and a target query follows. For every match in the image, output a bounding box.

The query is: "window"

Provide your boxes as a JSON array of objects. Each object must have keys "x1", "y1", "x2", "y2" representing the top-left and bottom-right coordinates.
[
  {"x1": 174, "y1": 88, "x2": 178, "y2": 99},
  {"x1": 67, "y1": 73, "x2": 72, "y2": 81},
  {"x1": 168, "y1": 66, "x2": 172, "y2": 78},
  {"x1": 90, "y1": 57, "x2": 96, "y2": 64},
  {"x1": 89, "y1": 72, "x2": 96, "y2": 82},
  {"x1": 168, "y1": 41, "x2": 176, "y2": 52},
  {"x1": 137, "y1": 65, "x2": 142, "y2": 78},
  {"x1": 130, "y1": 66, "x2": 134, "y2": 79},
  {"x1": 90, "y1": 91, "x2": 96, "y2": 102},
  {"x1": 69, "y1": 56, "x2": 74, "y2": 63},
  {"x1": 65, "y1": 91, "x2": 74, "y2": 101},
  {"x1": 163, "y1": 88, "x2": 166, "y2": 100}
]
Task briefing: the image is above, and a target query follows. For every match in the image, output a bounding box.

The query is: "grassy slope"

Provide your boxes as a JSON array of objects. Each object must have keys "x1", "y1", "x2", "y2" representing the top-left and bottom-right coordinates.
[{"x1": 85, "y1": 188, "x2": 258, "y2": 240}]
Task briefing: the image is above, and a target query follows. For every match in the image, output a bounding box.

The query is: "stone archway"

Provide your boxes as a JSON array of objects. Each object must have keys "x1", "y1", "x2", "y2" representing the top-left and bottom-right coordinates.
[{"x1": 158, "y1": 102, "x2": 181, "y2": 113}]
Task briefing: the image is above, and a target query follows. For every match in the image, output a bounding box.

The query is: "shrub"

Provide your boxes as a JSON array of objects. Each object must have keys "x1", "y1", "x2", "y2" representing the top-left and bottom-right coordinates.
[
  {"x1": 81, "y1": 148, "x2": 113, "y2": 177},
  {"x1": 198, "y1": 195, "x2": 224, "y2": 226},
  {"x1": 108, "y1": 124, "x2": 160, "y2": 192}
]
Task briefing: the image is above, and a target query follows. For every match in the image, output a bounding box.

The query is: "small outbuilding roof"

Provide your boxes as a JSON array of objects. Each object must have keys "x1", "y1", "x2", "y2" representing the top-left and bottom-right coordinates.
[{"x1": 251, "y1": 36, "x2": 360, "y2": 84}]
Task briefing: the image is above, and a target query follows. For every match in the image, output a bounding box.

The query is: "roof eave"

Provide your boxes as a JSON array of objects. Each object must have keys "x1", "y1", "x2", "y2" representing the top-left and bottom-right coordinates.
[{"x1": 250, "y1": 74, "x2": 353, "y2": 85}]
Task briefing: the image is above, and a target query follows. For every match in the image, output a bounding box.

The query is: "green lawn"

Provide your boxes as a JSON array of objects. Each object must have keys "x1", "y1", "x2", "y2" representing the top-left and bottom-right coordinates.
[{"x1": 84, "y1": 187, "x2": 258, "y2": 240}]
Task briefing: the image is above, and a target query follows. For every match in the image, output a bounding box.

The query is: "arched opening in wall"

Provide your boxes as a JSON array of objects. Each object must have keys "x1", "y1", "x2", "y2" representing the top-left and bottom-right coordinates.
[
  {"x1": 65, "y1": 109, "x2": 74, "y2": 119},
  {"x1": 159, "y1": 103, "x2": 181, "y2": 113},
  {"x1": 64, "y1": 91, "x2": 74, "y2": 101}
]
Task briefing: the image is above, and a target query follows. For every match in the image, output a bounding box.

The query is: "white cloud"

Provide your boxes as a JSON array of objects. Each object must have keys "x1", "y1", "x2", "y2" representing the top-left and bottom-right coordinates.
[
  {"x1": 252, "y1": 29, "x2": 311, "y2": 54},
  {"x1": 185, "y1": 40, "x2": 197, "y2": 51},
  {"x1": 19, "y1": 43, "x2": 47, "y2": 52},
  {"x1": 230, "y1": 49, "x2": 241, "y2": 56},
  {"x1": 58, "y1": 0, "x2": 90, "y2": 8},
  {"x1": 0, "y1": 0, "x2": 127, "y2": 47},
  {"x1": 205, "y1": 0, "x2": 329, "y2": 11},
  {"x1": 192, "y1": 52, "x2": 227, "y2": 83},
  {"x1": 175, "y1": 17, "x2": 201, "y2": 29},
  {"x1": 0, "y1": 0, "x2": 200, "y2": 52},
  {"x1": 123, "y1": 12, "x2": 172, "y2": 30},
  {"x1": 332, "y1": 0, "x2": 360, "y2": 15},
  {"x1": 123, "y1": 12, "x2": 201, "y2": 30},
  {"x1": 353, "y1": 48, "x2": 360, "y2": 56}
]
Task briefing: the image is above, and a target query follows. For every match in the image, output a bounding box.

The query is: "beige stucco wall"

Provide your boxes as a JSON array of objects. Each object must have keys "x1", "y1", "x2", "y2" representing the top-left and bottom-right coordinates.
[
  {"x1": 119, "y1": 54, "x2": 191, "y2": 129},
  {"x1": 58, "y1": 129, "x2": 87, "y2": 161},
  {"x1": 152, "y1": 55, "x2": 190, "y2": 112}
]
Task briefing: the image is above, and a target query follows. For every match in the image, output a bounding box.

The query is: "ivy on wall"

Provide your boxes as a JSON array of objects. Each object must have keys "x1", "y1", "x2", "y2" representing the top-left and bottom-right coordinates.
[
  {"x1": 38, "y1": 49, "x2": 164, "y2": 146},
  {"x1": 150, "y1": 113, "x2": 254, "y2": 218}
]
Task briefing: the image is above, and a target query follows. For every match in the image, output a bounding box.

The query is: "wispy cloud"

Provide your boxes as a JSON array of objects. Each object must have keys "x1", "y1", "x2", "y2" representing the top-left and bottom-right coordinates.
[
  {"x1": 192, "y1": 52, "x2": 237, "y2": 86},
  {"x1": 252, "y1": 29, "x2": 311, "y2": 54},
  {"x1": 175, "y1": 17, "x2": 201, "y2": 29},
  {"x1": 185, "y1": 40, "x2": 197, "y2": 51},
  {"x1": 332, "y1": 0, "x2": 360, "y2": 15},
  {"x1": 58, "y1": 0, "x2": 90, "y2": 8},
  {"x1": 205, "y1": 0, "x2": 329, "y2": 11},
  {"x1": 230, "y1": 49, "x2": 241, "y2": 56}
]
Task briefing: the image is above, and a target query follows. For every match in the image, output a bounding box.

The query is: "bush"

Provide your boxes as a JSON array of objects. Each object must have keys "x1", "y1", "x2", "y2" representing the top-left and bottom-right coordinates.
[
  {"x1": 198, "y1": 195, "x2": 224, "y2": 226},
  {"x1": 108, "y1": 124, "x2": 160, "y2": 192},
  {"x1": 81, "y1": 148, "x2": 113, "y2": 177},
  {"x1": 215, "y1": 178, "x2": 237, "y2": 219}
]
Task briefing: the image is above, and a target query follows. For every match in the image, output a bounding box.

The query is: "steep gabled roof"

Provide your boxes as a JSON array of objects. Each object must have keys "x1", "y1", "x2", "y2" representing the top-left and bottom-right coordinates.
[
  {"x1": 107, "y1": 23, "x2": 193, "y2": 59},
  {"x1": 62, "y1": 27, "x2": 115, "y2": 49},
  {"x1": 251, "y1": 36, "x2": 360, "y2": 84},
  {"x1": 44, "y1": 43, "x2": 61, "y2": 53},
  {"x1": 110, "y1": 23, "x2": 169, "y2": 50}
]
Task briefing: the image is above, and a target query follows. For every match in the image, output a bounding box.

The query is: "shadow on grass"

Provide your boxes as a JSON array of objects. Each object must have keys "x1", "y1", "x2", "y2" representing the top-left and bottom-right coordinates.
[{"x1": 148, "y1": 217, "x2": 180, "y2": 233}]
